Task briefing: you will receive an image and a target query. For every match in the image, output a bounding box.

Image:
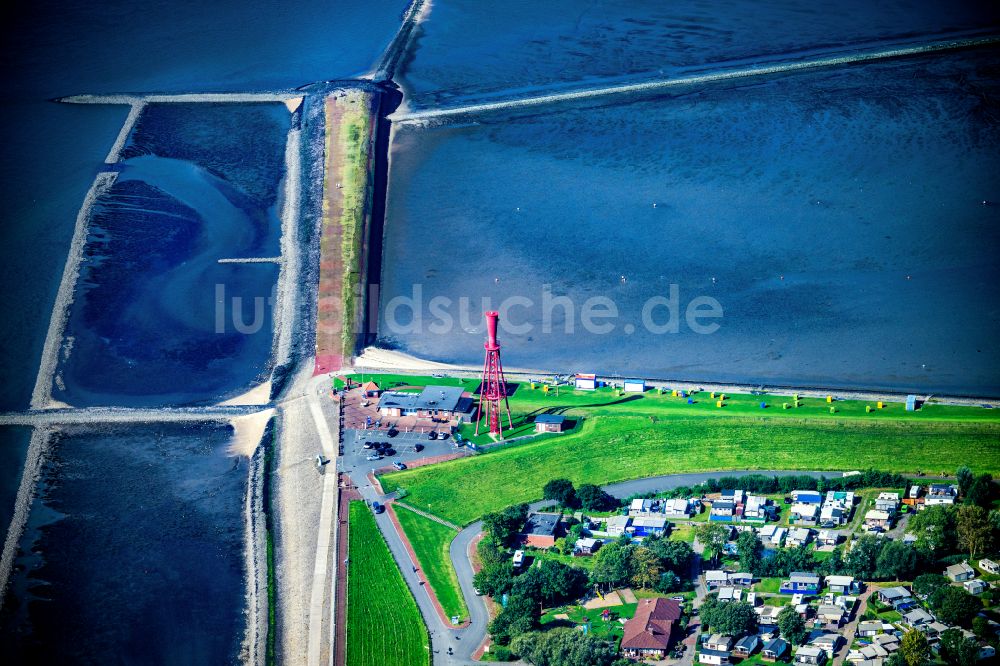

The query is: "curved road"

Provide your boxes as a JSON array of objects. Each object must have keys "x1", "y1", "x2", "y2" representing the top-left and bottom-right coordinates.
[{"x1": 369, "y1": 468, "x2": 832, "y2": 664}]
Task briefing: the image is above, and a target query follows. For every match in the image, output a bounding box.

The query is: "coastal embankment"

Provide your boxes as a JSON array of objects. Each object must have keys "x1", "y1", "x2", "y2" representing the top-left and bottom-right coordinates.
[
  {"x1": 313, "y1": 87, "x2": 384, "y2": 375},
  {"x1": 352, "y1": 348, "x2": 1000, "y2": 407},
  {"x1": 391, "y1": 33, "x2": 1000, "y2": 123}
]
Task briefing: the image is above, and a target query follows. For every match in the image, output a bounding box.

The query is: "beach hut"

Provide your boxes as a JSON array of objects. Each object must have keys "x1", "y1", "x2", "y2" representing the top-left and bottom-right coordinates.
[{"x1": 623, "y1": 379, "x2": 646, "y2": 393}]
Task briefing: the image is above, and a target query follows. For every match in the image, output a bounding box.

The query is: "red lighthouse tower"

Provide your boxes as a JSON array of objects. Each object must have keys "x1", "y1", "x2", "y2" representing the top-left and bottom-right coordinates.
[{"x1": 476, "y1": 311, "x2": 513, "y2": 437}]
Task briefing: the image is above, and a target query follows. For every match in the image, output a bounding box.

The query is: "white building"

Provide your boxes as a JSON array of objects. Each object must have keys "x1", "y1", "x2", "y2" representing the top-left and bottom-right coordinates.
[{"x1": 605, "y1": 515, "x2": 631, "y2": 536}]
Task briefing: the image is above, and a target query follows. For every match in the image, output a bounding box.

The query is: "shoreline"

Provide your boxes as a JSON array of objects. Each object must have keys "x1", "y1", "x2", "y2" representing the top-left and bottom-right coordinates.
[
  {"x1": 0, "y1": 428, "x2": 54, "y2": 600},
  {"x1": 351, "y1": 346, "x2": 1000, "y2": 407},
  {"x1": 240, "y1": 421, "x2": 273, "y2": 666},
  {"x1": 30, "y1": 171, "x2": 118, "y2": 410}
]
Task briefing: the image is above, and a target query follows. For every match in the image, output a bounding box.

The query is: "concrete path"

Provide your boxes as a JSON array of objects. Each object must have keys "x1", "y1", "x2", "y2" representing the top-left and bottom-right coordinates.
[{"x1": 395, "y1": 502, "x2": 461, "y2": 531}]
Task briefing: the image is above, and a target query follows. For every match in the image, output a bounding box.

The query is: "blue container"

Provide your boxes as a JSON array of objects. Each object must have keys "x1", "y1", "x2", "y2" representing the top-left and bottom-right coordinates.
[
  {"x1": 687, "y1": 398, "x2": 694, "y2": 404},
  {"x1": 760, "y1": 402, "x2": 767, "y2": 409}
]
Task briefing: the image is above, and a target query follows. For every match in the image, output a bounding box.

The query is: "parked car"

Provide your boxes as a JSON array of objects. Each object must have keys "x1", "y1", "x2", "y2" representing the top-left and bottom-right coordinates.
[
  {"x1": 414, "y1": 444, "x2": 424, "y2": 452},
  {"x1": 393, "y1": 461, "x2": 407, "y2": 470},
  {"x1": 372, "y1": 501, "x2": 384, "y2": 514},
  {"x1": 438, "y1": 432, "x2": 449, "y2": 440},
  {"x1": 385, "y1": 449, "x2": 397, "y2": 456},
  {"x1": 362, "y1": 442, "x2": 373, "y2": 449},
  {"x1": 387, "y1": 428, "x2": 398, "y2": 438},
  {"x1": 428, "y1": 431, "x2": 438, "y2": 440},
  {"x1": 366, "y1": 453, "x2": 381, "y2": 461}
]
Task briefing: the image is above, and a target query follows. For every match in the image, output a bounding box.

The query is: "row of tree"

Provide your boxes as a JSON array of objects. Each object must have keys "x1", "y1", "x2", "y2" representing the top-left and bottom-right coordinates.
[{"x1": 542, "y1": 478, "x2": 618, "y2": 511}]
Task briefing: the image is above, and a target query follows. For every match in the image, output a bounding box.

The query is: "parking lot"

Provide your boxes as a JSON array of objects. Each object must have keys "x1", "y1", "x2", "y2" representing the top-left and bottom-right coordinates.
[{"x1": 339, "y1": 427, "x2": 467, "y2": 477}]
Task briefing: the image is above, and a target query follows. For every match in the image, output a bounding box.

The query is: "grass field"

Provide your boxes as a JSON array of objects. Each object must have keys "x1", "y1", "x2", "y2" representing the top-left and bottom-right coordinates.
[
  {"x1": 382, "y1": 413, "x2": 1000, "y2": 526},
  {"x1": 348, "y1": 374, "x2": 999, "y2": 424},
  {"x1": 393, "y1": 504, "x2": 469, "y2": 622},
  {"x1": 346, "y1": 501, "x2": 429, "y2": 666},
  {"x1": 541, "y1": 600, "x2": 638, "y2": 644}
]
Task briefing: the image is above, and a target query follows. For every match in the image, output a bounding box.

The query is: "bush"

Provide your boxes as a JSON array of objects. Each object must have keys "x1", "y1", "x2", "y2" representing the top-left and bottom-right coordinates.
[{"x1": 489, "y1": 645, "x2": 514, "y2": 661}]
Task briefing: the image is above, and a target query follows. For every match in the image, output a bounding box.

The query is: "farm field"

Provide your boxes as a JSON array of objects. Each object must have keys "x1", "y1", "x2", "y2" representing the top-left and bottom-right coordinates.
[
  {"x1": 393, "y1": 503, "x2": 469, "y2": 621},
  {"x1": 381, "y1": 413, "x2": 1000, "y2": 526},
  {"x1": 346, "y1": 501, "x2": 429, "y2": 666}
]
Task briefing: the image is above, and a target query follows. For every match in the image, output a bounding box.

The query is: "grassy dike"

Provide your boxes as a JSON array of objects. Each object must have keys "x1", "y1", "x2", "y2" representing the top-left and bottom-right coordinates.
[
  {"x1": 369, "y1": 375, "x2": 1000, "y2": 526},
  {"x1": 316, "y1": 89, "x2": 380, "y2": 370}
]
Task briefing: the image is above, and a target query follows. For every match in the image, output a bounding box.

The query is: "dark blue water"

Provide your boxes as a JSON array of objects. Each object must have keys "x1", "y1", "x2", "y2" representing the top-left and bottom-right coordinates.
[
  {"x1": 0, "y1": 424, "x2": 247, "y2": 665},
  {"x1": 380, "y1": 48, "x2": 1000, "y2": 395},
  {"x1": 52, "y1": 103, "x2": 290, "y2": 406},
  {"x1": 399, "y1": 0, "x2": 1000, "y2": 109},
  {"x1": 0, "y1": 0, "x2": 410, "y2": 412},
  {"x1": 0, "y1": 1, "x2": 408, "y2": 660},
  {"x1": 0, "y1": 429, "x2": 32, "y2": 538}
]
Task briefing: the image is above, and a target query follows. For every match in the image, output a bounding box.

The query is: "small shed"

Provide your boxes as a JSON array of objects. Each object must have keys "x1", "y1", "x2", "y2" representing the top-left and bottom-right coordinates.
[
  {"x1": 905, "y1": 395, "x2": 917, "y2": 411},
  {"x1": 623, "y1": 378, "x2": 646, "y2": 393},
  {"x1": 534, "y1": 413, "x2": 566, "y2": 433},
  {"x1": 575, "y1": 373, "x2": 597, "y2": 390}
]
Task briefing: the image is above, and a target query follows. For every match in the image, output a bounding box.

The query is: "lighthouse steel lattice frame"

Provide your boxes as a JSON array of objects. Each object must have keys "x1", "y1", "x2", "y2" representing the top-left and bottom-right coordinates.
[{"x1": 475, "y1": 311, "x2": 513, "y2": 437}]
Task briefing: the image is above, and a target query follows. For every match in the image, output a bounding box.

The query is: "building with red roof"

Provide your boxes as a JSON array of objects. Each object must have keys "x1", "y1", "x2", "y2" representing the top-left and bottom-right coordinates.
[{"x1": 620, "y1": 597, "x2": 682, "y2": 659}]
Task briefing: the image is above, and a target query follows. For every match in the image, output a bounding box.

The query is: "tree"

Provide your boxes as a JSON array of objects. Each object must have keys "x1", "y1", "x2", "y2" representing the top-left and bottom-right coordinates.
[
  {"x1": 885, "y1": 653, "x2": 906, "y2": 666},
  {"x1": 577, "y1": 484, "x2": 617, "y2": 512},
  {"x1": 511, "y1": 567, "x2": 546, "y2": 602},
  {"x1": 708, "y1": 601, "x2": 758, "y2": 637},
  {"x1": 912, "y1": 573, "x2": 950, "y2": 598},
  {"x1": 939, "y1": 628, "x2": 979, "y2": 666},
  {"x1": 777, "y1": 605, "x2": 808, "y2": 644},
  {"x1": 696, "y1": 523, "x2": 729, "y2": 564},
  {"x1": 875, "y1": 540, "x2": 918, "y2": 581},
  {"x1": 965, "y1": 474, "x2": 993, "y2": 509},
  {"x1": 474, "y1": 562, "x2": 514, "y2": 597},
  {"x1": 900, "y1": 629, "x2": 930, "y2": 666},
  {"x1": 655, "y1": 570, "x2": 682, "y2": 593},
  {"x1": 956, "y1": 466, "x2": 975, "y2": 498},
  {"x1": 489, "y1": 595, "x2": 540, "y2": 645},
  {"x1": 699, "y1": 596, "x2": 721, "y2": 630},
  {"x1": 972, "y1": 615, "x2": 991, "y2": 642},
  {"x1": 643, "y1": 535, "x2": 693, "y2": 574},
  {"x1": 909, "y1": 505, "x2": 957, "y2": 555},
  {"x1": 930, "y1": 585, "x2": 982, "y2": 627},
  {"x1": 590, "y1": 540, "x2": 634, "y2": 589},
  {"x1": 629, "y1": 547, "x2": 663, "y2": 589},
  {"x1": 737, "y1": 530, "x2": 764, "y2": 574},
  {"x1": 511, "y1": 628, "x2": 619, "y2": 666},
  {"x1": 536, "y1": 560, "x2": 588, "y2": 605},
  {"x1": 483, "y1": 503, "x2": 530, "y2": 547},
  {"x1": 479, "y1": 536, "x2": 510, "y2": 568},
  {"x1": 543, "y1": 478, "x2": 578, "y2": 509},
  {"x1": 957, "y1": 505, "x2": 994, "y2": 558},
  {"x1": 846, "y1": 534, "x2": 883, "y2": 580}
]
